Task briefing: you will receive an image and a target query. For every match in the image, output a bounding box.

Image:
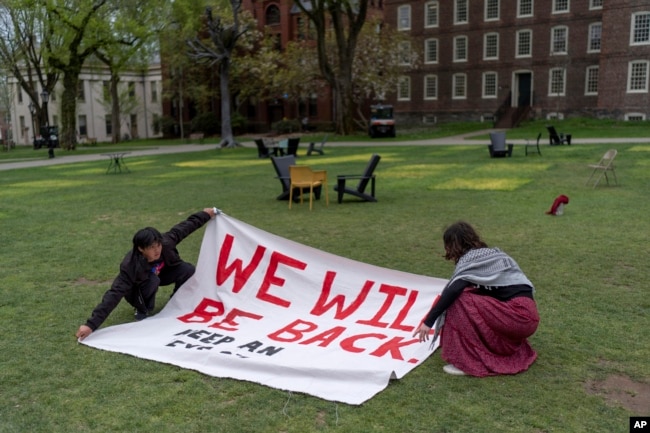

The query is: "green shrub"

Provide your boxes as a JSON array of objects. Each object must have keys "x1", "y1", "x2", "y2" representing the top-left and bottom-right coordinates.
[
  {"x1": 190, "y1": 112, "x2": 220, "y2": 135},
  {"x1": 272, "y1": 118, "x2": 301, "y2": 134}
]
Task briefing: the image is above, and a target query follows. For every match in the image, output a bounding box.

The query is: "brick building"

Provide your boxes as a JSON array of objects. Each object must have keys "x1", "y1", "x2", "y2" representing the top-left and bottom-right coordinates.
[
  {"x1": 242, "y1": 0, "x2": 334, "y2": 129},
  {"x1": 164, "y1": 0, "x2": 387, "y2": 134},
  {"x1": 382, "y1": 0, "x2": 650, "y2": 126}
]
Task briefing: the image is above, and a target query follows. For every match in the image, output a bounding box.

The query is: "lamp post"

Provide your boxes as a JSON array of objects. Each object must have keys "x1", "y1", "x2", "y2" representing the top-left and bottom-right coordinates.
[
  {"x1": 41, "y1": 90, "x2": 54, "y2": 158},
  {"x1": 41, "y1": 89, "x2": 49, "y2": 127},
  {"x1": 28, "y1": 101, "x2": 36, "y2": 148}
]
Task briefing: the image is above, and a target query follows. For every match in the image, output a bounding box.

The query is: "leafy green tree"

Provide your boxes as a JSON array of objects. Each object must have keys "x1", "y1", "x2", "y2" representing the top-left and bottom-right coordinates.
[
  {"x1": 94, "y1": 1, "x2": 167, "y2": 143},
  {"x1": 272, "y1": 39, "x2": 326, "y2": 118},
  {"x1": 43, "y1": 0, "x2": 165, "y2": 149},
  {"x1": 350, "y1": 17, "x2": 419, "y2": 129},
  {"x1": 293, "y1": 0, "x2": 369, "y2": 135},
  {"x1": 0, "y1": 0, "x2": 59, "y2": 134}
]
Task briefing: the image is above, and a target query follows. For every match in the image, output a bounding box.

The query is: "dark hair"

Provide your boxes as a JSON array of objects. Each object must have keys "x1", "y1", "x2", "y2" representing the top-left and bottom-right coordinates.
[
  {"x1": 132, "y1": 227, "x2": 163, "y2": 251},
  {"x1": 443, "y1": 221, "x2": 488, "y2": 263}
]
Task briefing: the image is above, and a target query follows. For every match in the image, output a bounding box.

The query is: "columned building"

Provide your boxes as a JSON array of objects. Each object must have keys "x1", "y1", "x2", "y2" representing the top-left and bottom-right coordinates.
[{"x1": 9, "y1": 63, "x2": 163, "y2": 146}]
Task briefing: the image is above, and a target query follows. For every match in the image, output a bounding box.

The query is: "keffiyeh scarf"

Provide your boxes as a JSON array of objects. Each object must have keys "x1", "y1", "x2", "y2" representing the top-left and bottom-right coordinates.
[{"x1": 429, "y1": 247, "x2": 533, "y2": 349}]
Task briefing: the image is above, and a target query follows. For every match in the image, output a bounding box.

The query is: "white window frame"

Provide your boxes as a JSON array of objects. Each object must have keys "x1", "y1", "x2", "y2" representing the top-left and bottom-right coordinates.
[
  {"x1": 425, "y1": 1, "x2": 439, "y2": 28},
  {"x1": 398, "y1": 5, "x2": 411, "y2": 31},
  {"x1": 398, "y1": 76, "x2": 411, "y2": 101},
  {"x1": 517, "y1": 0, "x2": 533, "y2": 18},
  {"x1": 454, "y1": 0, "x2": 468, "y2": 25},
  {"x1": 399, "y1": 41, "x2": 412, "y2": 66},
  {"x1": 548, "y1": 67, "x2": 566, "y2": 96},
  {"x1": 630, "y1": 12, "x2": 650, "y2": 46},
  {"x1": 454, "y1": 36, "x2": 468, "y2": 62},
  {"x1": 482, "y1": 72, "x2": 498, "y2": 98},
  {"x1": 625, "y1": 112, "x2": 646, "y2": 121},
  {"x1": 551, "y1": 26, "x2": 568, "y2": 55},
  {"x1": 424, "y1": 38, "x2": 439, "y2": 64},
  {"x1": 627, "y1": 60, "x2": 649, "y2": 93},
  {"x1": 484, "y1": 32, "x2": 499, "y2": 60},
  {"x1": 424, "y1": 75, "x2": 438, "y2": 100},
  {"x1": 485, "y1": 0, "x2": 499, "y2": 21},
  {"x1": 589, "y1": 0, "x2": 602, "y2": 10},
  {"x1": 516, "y1": 29, "x2": 533, "y2": 58},
  {"x1": 452, "y1": 73, "x2": 467, "y2": 99},
  {"x1": 588, "y1": 22, "x2": 602, "y2": 53},
  {"x1": 552, "y1": 0, "x2": 569, "y2": 14},
  {"x1": 585, "y1": 66, "x2": 599, "y2": 95}
]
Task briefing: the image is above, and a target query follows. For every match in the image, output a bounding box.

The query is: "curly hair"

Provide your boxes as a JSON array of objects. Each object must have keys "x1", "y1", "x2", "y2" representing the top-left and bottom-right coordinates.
[{"x1": 443, "y1": 221, "x2": 488, "y2": 263}]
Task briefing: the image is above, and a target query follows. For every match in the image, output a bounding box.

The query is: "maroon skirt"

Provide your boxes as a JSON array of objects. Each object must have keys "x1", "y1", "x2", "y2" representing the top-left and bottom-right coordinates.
[{"x1": 440, "y1": 288, "x2": 540, "y2": 377}]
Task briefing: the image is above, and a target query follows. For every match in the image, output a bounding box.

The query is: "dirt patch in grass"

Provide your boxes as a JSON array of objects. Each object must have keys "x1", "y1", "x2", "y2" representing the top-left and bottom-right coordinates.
[
  {"x1": 74, "y1": 277, "x2": 113, "y2": 286},
  {"x1": 585, "y1": 374, "x2": 650, "y2": 415}
]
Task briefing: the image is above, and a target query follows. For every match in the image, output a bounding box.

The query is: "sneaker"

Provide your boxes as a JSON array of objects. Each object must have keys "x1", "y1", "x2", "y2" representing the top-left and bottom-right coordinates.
[
  {"x1": 443, "y1": 364, "x2": 466, "y2": 376},
  {"x1": 134, "y1": 309, "x2": 148, "y2": 321}
]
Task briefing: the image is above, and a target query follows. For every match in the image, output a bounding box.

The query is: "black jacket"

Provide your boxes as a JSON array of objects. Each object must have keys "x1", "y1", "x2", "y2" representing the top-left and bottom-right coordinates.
[{"x1": 85, "y1": 211, "x2": 211, "y2": 331}]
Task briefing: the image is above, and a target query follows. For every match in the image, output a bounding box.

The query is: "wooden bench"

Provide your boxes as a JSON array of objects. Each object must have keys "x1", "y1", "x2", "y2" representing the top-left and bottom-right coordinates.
[
  {"x1": 189, "y1": 133, "x2": 205, "y2": 143},
  {"x1": 80, "y1": 136, "x2": 97, "y2": 146}
]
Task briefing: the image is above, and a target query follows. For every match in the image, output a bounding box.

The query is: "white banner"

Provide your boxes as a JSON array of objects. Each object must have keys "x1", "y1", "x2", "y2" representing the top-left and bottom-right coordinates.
[{"x1": 82, "y1": 214, "x2": 447, "y2": 405}]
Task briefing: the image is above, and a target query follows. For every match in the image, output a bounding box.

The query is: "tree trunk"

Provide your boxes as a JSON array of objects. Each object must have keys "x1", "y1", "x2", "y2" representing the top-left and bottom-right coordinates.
[
  {"x1": 110, "y1": 72, "x2": 121, "y2": 143},
  {"x1": 60, "y1": 72, "x2": 80, "y2": 150},
  {"x1": 219, "y1": 60, "x2": 236, "y2": 148}
]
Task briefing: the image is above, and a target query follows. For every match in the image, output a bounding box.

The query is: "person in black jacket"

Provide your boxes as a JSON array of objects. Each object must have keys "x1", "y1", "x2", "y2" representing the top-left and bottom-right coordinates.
[{"x1": 76, "y1": 208, "x2": 219, "y2": 341}]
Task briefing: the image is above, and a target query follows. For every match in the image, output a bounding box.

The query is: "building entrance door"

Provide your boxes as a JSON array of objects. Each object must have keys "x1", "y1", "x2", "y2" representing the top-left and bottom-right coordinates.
[{"x1": 515, "y1": 72, "x2": 532, "y2": 107}]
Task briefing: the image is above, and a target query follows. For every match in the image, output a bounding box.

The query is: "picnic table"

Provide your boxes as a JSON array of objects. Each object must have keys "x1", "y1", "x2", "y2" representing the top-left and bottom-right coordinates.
[{"x1": 101, "y1": 152, "x2": 131, "y2": 174}]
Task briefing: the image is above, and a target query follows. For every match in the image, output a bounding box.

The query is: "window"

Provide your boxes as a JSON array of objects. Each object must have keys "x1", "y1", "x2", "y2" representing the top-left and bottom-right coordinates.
[
  {"x1": 625, "y1": 113, "x2": 646, "y2": 121},
  {"x1": 553, "y1": 0, "x2": 569, "y2": 13},
  {"x1": 549, "y1": 68, "x2": 566, "y2": 96},
  {"x1": 105, "y1": 114, "x2": 112, "y2": 136},
  {"x1": 628, "y1": 60, "x2": 649, "y2": 92},
  {"x1": 484, "y1": 33, "x2": 499, "y2": 60},
  {"x1": 424, "y1": 39, "x2": 438, "y2": 64},
  {"x1": 482, "y1": 72, "x2": 498, "y2": 98},
  {"x1": 17, "y1": 84, "x2": 22, "y2": 103},
  {"x1": 309, "y1": 94, "x2": 318, "y2": 117},
  {"x1": 265, "y1": 5, "x2": 280, "y2": 25},
  {"x1": 516, "y1": 29, "x2": 533, "y2": 57},
  {"x1": 454, "y1": 36, "x2": 468, "y2": 62},
  {"x1": 590, "y1": 0, "x2": 602, "y2": 9},
  {"x1": 588, "y1": 23, "x2": 602, "y2": 52},
  {"x1": 551, "y1": 26, "x2": 568, "y2": 55},
  {"x1": 585, "y1": 66, "x2": 599, "y2": 95},
  {"x1": 130, "y1": 114, "x2": 138, "y2": 139},
  {"x1": 425, "y1": 1, "x2": 439, "y2": 28},
  {"x1": 77, "y1": 80, "x2": 85, "y2": 102},
  {"x1": 397, "y1": 76, "x2": 411, "y2": 101},
  {"x1": 103, "y1": 81, "x2": 110, "y2": 101},
  {"x1": 631, "y1": 12, "x2": 650, "y2": 45},
  {"x1": 398, "y1": 5, "x2": 411, "y2": 30},
  {"x1": 453, "y1": 73, "x2": 467, "y2": 99},
  {"x1": 518, "y1": 0, "x2": 533, "y2": 17},
  {"x1": 454, "y1": 0, "x2": 468, "y2": 25},
  {"x1": 424, "y1": 75, "x2": 438, "y2": 100},
  {"x1": 485, "y1": 0, "x2": 499, "y2": 21},
  {"x1": 128, "y1": 82, "x2": 135, "y2": 98},
  {"x1": 78, "y1": 115, "x2": 88, "y2": 136},
  {"x1": 399, "y1": 41, "x2": 412, "y2": 65},
  {"x1": 151, "y1": 81, "x2": 158, "y2": 103}
]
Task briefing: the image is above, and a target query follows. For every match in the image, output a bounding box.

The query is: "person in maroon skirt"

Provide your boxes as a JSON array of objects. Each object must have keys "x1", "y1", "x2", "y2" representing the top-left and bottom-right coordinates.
[{"x1": 414, "y1": 221, "x2": 540, "y2": 376}]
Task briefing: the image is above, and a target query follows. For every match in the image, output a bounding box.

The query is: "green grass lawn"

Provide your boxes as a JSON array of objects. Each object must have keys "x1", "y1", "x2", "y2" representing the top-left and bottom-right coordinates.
[{"x1": 1, "y1": 136, "x2": 649, "y2": 432}]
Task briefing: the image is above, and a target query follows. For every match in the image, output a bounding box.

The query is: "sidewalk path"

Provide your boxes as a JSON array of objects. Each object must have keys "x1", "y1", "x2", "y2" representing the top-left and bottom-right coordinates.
[{"x1": 2, "y1": 132, "x2": 648, "y2": 172}]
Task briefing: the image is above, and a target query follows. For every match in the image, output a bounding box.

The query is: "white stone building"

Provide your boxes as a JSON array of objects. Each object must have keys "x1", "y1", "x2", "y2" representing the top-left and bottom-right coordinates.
[{"x1": 9, "y1": 62, "x2": 163, "y2": 146}]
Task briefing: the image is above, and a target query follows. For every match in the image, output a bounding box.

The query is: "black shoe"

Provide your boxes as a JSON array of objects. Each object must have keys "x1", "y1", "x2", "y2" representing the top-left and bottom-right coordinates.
[{"x1": 134, "y1": 309, "x2": 148, "y2": 321}]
